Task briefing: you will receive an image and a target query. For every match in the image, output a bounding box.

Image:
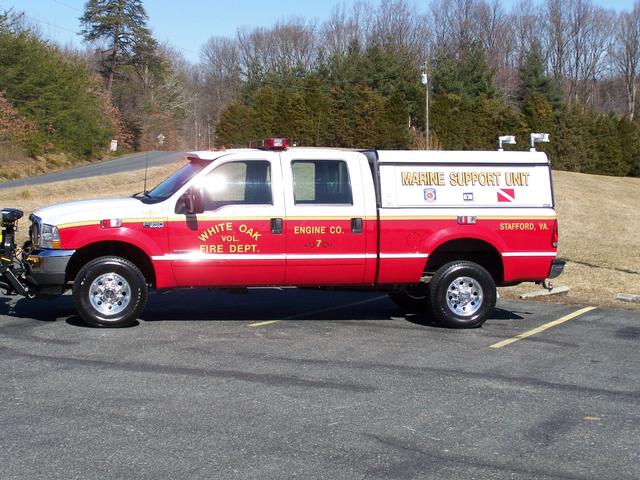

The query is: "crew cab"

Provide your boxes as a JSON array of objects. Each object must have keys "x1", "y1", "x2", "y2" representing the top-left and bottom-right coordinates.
[{"x1": 1, "y1": 139, "x2": 563, "y2": 328}]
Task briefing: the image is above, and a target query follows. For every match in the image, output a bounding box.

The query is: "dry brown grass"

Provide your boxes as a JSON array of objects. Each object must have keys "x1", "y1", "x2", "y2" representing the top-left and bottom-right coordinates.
[
  {"x1": 1, "y1": 164, "x2": 638, "y2": 309},
  {"x1": 500, "y1": 170, "x2": 640, "y2": 310}
]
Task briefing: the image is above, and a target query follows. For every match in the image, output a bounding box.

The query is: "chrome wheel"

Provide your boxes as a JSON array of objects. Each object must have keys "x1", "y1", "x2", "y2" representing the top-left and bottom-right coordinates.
[
  {"x1": 89, "y1": 272, "x2": 131, "y2": 315},
  {"x1": 445, "y1": 276, "x2": 483, "y2": 317}
]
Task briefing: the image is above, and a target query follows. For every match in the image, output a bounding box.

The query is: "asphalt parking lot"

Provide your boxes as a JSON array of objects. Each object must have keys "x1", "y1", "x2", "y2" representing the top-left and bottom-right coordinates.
[{"x1": 1, "y1": 289, "x2": 638, "y2": 480}]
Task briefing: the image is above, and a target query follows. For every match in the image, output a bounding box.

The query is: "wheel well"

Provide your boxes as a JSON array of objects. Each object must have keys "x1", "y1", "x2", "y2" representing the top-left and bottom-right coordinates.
[
  {"x1": 426, "y1": 239, "x2": 503, "y2": 283},
  {"x1": 66, "y1": 242, "x2": 156, "y2": 287}
]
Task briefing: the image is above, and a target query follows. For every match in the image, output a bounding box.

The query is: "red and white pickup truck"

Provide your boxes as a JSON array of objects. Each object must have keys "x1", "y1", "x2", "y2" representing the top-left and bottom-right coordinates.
[{"x1": 1, "y1": 139, "x2": 563, "y2": 328}]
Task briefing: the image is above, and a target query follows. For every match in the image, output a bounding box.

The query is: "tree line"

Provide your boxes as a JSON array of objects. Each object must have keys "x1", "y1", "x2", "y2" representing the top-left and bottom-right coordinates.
[{"x1": 1, "y1": 0, "x2": 640, "y2": 179}]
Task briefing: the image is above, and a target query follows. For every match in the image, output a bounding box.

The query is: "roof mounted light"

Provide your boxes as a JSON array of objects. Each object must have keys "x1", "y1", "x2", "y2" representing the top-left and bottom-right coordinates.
[
  {"x1": 260, "y1": 138, "x2": 289, "y2": 150},
  {"x1": 498, "y1": 135, "x2": 516, "y2": 151},
  {"x1": 530, "y1": 133, "x2": 550, "y2": 151}
]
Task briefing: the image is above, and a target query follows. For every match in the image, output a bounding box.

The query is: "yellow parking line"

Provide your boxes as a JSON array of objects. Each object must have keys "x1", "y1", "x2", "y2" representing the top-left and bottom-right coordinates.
[
  {"x1": 490, "y1": 306, "x2": 597, "y2": 349},
  {"x1": 248, "y1": 320, "x2": 281, "y2": 328}
]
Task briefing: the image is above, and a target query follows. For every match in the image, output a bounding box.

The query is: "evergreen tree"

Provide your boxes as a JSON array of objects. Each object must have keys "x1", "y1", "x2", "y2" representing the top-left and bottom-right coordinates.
[
  {"x1": 250, "y1": 86, "x2": 278, "y2": 139},
  {"x1": 0, "y1": 26, "x2": 112, "y2": 158},
  {"x1": 350, "y1": 82, "x2": 386, "y2": 148},
  {"x1": 214, "y1": 102, "x2": 254, "y2": 147},
  {"x1": 328, "y1": 42, "x2": 421, "y2": 129},
  {"x1": 618, "y1": 117, "x2": 640, "y2": 176},
  {"x1": 282, "y1": 90, "x2": 313, "y2": 146},
  {"x1": 80, "y1": 0, "x2": 157, "y2": 92},
  {"x1": 552, "y1": 106, "x2": 592, "y2": 172},
  {"x1": 518, "y1": 43, "x2": 563, "y2": 111},
  {"x1": 382, "y1": 92, "x2": 411, "y2": 149},
  {"x1": 302, "y1": 75, "x2": 330, "y2": 146},
  {"x1": 523, "y1": 95, "x2": 555, "y2": 133},
  {"x1": 591, "y1": 115, "x2": 627, "y2": 176},
  {"x1": 326, "y1": 85, "x2": 353, "y2": 147},
  {"x1": 431, "y1": 43, "x2": 497, "y2": 100}
]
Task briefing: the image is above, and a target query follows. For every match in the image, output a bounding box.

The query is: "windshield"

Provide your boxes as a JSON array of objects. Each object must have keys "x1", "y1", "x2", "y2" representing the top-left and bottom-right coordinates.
[{"x1": 140, "y1": 160, "x2": 208, "y2": 203}]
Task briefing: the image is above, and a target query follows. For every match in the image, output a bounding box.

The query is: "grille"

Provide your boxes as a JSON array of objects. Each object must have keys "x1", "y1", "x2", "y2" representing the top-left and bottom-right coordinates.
[{"x1": 29, "y1": 214, "x2": 42, "y2": 247}]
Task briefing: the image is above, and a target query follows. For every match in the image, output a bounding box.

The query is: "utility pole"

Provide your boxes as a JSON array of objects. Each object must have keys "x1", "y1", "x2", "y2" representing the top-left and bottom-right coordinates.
[{"x1": 421, "y1": 62, "x2": 430, "y2": 149}]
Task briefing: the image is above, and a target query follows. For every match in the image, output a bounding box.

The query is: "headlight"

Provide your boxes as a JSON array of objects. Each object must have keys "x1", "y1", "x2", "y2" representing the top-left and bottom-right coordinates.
[
  {"x1": 30, "y1": 215, "x2": 61, "y2": 249},
  {"x1": 41, "y1": 224, "x2": 61, "y2": 249}
]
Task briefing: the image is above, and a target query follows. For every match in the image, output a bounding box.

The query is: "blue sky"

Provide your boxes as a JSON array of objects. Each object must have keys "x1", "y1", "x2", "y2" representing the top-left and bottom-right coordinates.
[{"x1": 5, "y1": 0, "x2": 636, "y2": 63}]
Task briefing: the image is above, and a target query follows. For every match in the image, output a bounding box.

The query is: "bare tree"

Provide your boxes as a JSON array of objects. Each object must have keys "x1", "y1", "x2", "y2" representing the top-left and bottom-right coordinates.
[
  {"x1": 510, "y1": 0, "x2": 541, "y2": 65},
  {"x1": 201, "y1": 37, "x2": 242, "y2": 80},
  {"x1": 563, "y1": 1, "x2": 614, "y2": 106},
  {"x1": 271, "y1": 18, "x2": 318, "y2": 70},
  {"x1": 368, "y1": 0, "x2": 429, "y2": 59},
  {"x1": 321, "y1": 2, "x2": 367, "y2": 57},
  {"x1": 566, "y1": 0, "x2": 593, "y2": 104},
  {"x1": 199, "y1": 37, "x2": 243, "y2": 146},
  {"x1": 237, "y1": 18, "x2": 318, "y2": 77},
  {"x1": 430, "y1": 0, "x2": 477, "y2": 58},
  {"x1": 613, "y1": 2, "x2": 640, "y2": 119},
  {"x1": 545, "y1": 0, "x2": 570, "y2": 81}
]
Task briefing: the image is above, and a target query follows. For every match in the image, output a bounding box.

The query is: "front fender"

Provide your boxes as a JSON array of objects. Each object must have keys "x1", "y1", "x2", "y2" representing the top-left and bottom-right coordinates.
[{"x1": 59, "y1": 223, "x2": 168, "y2": 258}]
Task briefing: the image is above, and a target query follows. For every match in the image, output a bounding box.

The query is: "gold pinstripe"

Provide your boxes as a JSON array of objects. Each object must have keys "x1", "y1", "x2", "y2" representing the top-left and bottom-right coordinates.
[
  {"x1": 57, "y1": 220, "x2": 101, "y2": 229},
  {"x1": 57, "y1": 215, "x2": 556, "y2": 229},
  {"x1": 59, "y1": 216, "x2": 379, "y2": 228}
]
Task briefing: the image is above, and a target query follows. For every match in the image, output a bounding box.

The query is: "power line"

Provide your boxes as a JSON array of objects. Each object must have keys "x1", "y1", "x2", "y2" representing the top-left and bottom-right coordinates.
[
  {"x1": 50, "y1": 0, "x2": 83, "y2": 13},
  {"x1": 20, "y1": 10, "x2": 201, "y2": 60},
  {"x1": 44, "y1": 0, "x2": 201, "y2": 59},
  {"x1": 23, "y1": 14, "x2": 78, "y2": 35}
]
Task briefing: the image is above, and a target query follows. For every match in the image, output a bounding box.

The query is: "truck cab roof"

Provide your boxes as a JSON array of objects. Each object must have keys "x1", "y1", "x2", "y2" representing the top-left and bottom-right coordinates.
[{"x1": 187, "y1": 148, "x2": 550, "y2": 166}]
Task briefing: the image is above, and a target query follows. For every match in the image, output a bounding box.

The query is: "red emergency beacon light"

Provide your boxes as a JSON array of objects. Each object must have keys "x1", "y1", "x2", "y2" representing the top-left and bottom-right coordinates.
[{"x1": 260, "y1": 137, "x2": 289, "y2": 150}]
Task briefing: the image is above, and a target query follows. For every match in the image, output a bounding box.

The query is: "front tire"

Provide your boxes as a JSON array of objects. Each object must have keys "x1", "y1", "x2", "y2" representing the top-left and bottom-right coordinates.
[
  {"x1": 429, "y1": 261, "x2": 496, "y2": 328},
  {"x1": 73, "y1": 256, "x2": 148, "y2": 327}
]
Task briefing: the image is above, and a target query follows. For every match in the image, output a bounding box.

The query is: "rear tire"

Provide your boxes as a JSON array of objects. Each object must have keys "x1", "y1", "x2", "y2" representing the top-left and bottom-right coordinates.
[
  {"x1": 429, "y1": 261, "x2": 496, "y2": 328},
  {"x1": 73, "y1": 256, "x2": 148, "y2": 327}
]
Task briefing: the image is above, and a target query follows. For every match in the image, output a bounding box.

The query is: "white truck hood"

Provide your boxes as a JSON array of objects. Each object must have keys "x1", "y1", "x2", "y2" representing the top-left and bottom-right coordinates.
[{"x1": 32, "y1": 197, "x2": 167, "y2": 226}]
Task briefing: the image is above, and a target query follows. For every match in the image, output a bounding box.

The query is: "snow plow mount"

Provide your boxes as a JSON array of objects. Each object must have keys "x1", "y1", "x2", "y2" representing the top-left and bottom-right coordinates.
[{"x1": 1, "y1": 208, "x2": 36, "y2": 298}]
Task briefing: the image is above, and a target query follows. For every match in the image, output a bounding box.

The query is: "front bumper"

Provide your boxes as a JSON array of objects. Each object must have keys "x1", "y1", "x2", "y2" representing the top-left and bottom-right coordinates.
[
  {"x1": 24, "y1": 249, "x2": 75, "y2": 286},
  {"x1": 548, "y1": 259, "x2": 565, "y2": 279}
]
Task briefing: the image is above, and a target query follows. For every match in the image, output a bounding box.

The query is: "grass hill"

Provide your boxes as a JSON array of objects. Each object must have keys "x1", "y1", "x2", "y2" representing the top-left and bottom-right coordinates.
[{"x1": 501, "y1": 170, "x2": 640, "y2": 309}]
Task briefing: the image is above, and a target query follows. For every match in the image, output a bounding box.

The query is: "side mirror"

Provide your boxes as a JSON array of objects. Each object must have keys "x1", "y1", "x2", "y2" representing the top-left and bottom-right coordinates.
[{"x1": 175, "y1": 187, "x2": 205, "y2": 215}]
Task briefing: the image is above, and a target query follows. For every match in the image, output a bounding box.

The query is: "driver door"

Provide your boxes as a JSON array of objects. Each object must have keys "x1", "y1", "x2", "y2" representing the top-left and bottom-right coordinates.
[{"x1": 167, "y1": 152, "x2": 286, "y2": 287}]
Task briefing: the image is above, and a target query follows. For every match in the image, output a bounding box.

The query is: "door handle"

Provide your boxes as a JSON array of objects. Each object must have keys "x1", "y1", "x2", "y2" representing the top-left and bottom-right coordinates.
[
  {"x1": 271, "y1": 218, "x2": 283, "y2": 234},
  {"x1": 351, "y1": 218, "x2": 363, "y2": 234}
]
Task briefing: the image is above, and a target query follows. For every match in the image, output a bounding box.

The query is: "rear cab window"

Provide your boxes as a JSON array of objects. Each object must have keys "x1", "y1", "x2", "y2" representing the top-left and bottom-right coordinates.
[{"x1": 291, "y1": 160, "x2": 353, "y2": 205}]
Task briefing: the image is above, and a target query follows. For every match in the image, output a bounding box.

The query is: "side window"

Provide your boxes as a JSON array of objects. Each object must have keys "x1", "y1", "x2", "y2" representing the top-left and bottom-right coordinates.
[
  {"x1": 204, "y1": 160, "x2": 272, "y2": 210},
  {"x1": 292, "y1": 160, "x2": 353, "y2": 205}
]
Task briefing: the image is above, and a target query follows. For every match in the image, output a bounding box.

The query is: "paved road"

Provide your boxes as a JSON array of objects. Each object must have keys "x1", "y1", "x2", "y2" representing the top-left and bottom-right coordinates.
[
  {"x1": 1, "y1": 289, "x2": 638, "y2": 479},
  {"x1": 0, "y1": 151, "x2": 186, "y2": 189}
]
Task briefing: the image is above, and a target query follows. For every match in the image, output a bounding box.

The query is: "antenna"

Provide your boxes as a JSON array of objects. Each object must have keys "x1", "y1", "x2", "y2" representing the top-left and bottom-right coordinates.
[{"x1": 143, "y1": 152, "x2": 149, "y2": 193}]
